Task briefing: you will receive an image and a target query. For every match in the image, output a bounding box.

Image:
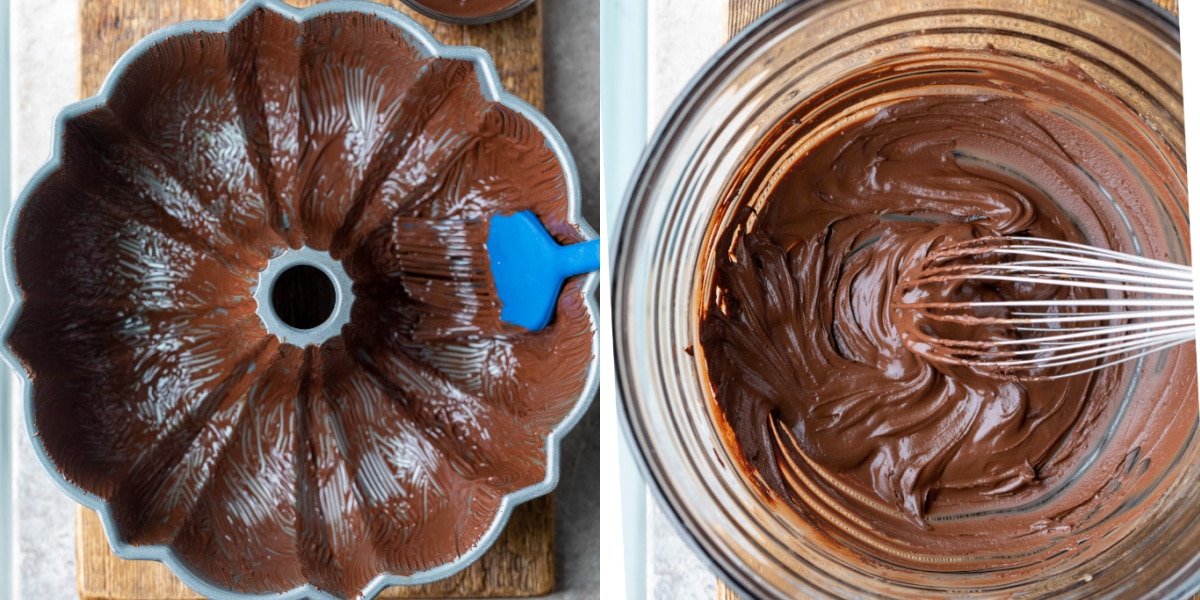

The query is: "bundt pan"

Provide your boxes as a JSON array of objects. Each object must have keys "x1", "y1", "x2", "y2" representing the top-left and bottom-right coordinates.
[{"x1": 1, "y1": 1, "x2": 598, "y2": 598}]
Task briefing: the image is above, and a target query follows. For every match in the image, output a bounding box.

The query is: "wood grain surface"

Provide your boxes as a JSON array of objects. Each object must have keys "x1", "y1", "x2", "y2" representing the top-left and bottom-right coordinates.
[
  {"x1": 725, "y1": 0, "x2": 783, "y2": 40},
  {"x1": 715, "y1": 583, "x2": 741, "y2": 600},
  {"x1": 78, "y1": 496, "x2": 553, "y2": 599},
  {"x1": 75, "y1": 1, "x2": 552, "y2": 598},
  {"x1": 716, "y1": 0, "x2": 1181, "y2": 599},
  {"x1": 80, "y1": 0, "x2": 544, "y2": 109}
]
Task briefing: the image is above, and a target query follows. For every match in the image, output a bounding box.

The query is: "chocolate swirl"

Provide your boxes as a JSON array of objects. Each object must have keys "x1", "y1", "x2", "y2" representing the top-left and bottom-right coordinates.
[{"x1": 700, "y1": 59, "x2": 1195, "y2": 568}]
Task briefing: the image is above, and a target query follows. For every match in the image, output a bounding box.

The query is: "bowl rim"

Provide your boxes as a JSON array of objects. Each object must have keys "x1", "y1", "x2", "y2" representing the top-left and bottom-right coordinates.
[
  {"x1": 612, "y1": 0, "x2": 1181, "y2": 598},
  {"x1": 0, "y1": 1, "x2": 599, "y2": 598},
  {"x1": 399, "y1": 0, "x2": 536, "y2": 26}
]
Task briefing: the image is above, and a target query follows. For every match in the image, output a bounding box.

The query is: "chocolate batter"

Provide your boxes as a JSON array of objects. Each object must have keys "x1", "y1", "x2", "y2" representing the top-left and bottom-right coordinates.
[
  {"x1": 700, "y1": 53, "x2": 1196, "y2": 569},
  {"x1": 8, "y1": 6, "x2": 592, "y2": 598},
  {"x1": 404, "y1": 0, "x2": 527, "y2": 21}
]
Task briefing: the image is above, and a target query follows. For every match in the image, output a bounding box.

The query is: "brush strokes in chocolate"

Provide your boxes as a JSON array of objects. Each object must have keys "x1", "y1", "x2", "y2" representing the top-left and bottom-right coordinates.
[
  {"x1": 700, "y1": 54, "x2": 1196, "y2": 570},
  {"x1": 8, "y1": 6, "x2": 593, "y2": 599},
  {"x1": 404, "y1": 0, "x2": 528, "y2": 21},
  {"x1": 390, "y1": 215, "x2": 511, "y2": 341}
]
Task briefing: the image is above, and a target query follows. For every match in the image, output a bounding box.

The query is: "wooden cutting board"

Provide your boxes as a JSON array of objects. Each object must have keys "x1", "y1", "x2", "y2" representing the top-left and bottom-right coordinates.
[
  {"x1": 715, "y1": 0, "x2": 1180, "y2": 598},
  {"x1": 75, "y1": 1, "x2": 553, "y2": 598}
]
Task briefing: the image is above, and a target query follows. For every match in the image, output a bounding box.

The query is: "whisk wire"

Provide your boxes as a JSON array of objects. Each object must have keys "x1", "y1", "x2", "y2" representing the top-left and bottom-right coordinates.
[
  {"x1": 1009, "y1": 335, "x2": 1194, "y2": 375},
  {"x1": 920, "y1": 262, "x2": 1193, "y2": 289},
  {"x1": 946, "y1": 250, "x2": 1193, "y2": 279},
  {"x1": 899, "y1": 235, "x2": 1196, "y2": 379},
  {"x1": 904, "y1": 298, "x2": 1193, "y2": 309},
  {"x1": 911, "y1": 271, "x2": 1192, "y2": 297},
  {"x1": 925, "y1": 317, "x2": 1195, "y2": 347},
  {"x1": 936, "y1": 237, "x2": 1191, "y2": 273},
  {"x1": 925, "y1": 323, "x2": 1194, "y2": 358},
  {"x1": 1007, "y1": 309, "x2": 1196, "y2": 324},
  {"x1": 981, "y1": 329, "x2": 1193, "y2": 370}
]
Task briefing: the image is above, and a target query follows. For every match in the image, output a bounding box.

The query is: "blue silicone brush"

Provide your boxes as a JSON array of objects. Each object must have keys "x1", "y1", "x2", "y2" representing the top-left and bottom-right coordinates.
[
  {"x1": 488, "y1": 211, "x2": 600, "y2": 330},
  {"x1": 392, "y1": 210, "x2": 599, "y2": 339}
]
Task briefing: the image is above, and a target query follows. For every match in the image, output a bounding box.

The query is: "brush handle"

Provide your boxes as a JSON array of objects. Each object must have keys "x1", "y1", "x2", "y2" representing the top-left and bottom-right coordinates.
[{"x1": 557, "y1": 239, "x2": 600, "y2": 278}]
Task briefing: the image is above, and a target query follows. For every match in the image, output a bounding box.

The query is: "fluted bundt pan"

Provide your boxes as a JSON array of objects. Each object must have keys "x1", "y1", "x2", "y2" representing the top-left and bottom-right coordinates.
[{"x1": 1, "y1": 1, "x2": 598, "y2": 598}]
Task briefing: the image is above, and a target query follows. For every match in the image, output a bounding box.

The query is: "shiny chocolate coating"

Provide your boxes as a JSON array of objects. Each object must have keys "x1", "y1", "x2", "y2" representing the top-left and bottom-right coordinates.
[
  {"x1": 8, "y1": 6, "x2": 593, "y2": 597},
  {"x1": 700, "y1": 55, "x2": 1195, "y2": 572}
]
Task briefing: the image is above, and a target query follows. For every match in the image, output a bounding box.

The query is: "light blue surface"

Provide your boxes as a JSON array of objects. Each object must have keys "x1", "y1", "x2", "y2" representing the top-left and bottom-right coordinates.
[
  {"x1": 490, "y1": 210, "x2": 600, "y2": 331},
  {"x1": 600, "y1": 0, "x2": 648, "y2": 598},
  {"x1": 0, "y1": 1, "x2": 599, "y2": 598},
  {"x1": 0, "y1": 0, "x2": 12, "y2": 595}
]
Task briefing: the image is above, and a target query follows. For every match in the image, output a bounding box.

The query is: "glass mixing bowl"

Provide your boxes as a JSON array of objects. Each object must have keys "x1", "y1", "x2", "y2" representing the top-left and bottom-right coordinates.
[{"x1": 613, "y1": 0, "x2": 1199, "y2": 598}]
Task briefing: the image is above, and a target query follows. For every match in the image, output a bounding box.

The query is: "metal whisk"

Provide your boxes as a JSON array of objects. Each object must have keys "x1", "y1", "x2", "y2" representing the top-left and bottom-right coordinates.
[{"x1": 896, "y1": 236, "x2": 1195, "y2": 379}]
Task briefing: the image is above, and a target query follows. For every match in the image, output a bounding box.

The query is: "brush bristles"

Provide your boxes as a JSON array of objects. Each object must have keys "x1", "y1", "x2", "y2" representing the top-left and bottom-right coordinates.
[{"x1": 390, "y1": 216, "x2": 506, "y2": 341}]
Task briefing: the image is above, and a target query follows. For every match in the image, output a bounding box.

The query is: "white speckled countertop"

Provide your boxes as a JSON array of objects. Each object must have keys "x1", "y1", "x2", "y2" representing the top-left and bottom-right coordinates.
[
  {"x1": 643, "y1": 2, "x2": 724, "y2": 599},
  {"x1": 7, "y1": 0, "x2": 599, "y2": 597},
  {"x1": 11, "y1": 3, "x2": 85, "y2": 597}
]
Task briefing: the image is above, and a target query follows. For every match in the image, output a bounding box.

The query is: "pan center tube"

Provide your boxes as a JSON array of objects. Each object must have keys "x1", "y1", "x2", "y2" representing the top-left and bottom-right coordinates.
[{"x1": 254, "y1": 247, "x2": 355, "y2": 346}]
